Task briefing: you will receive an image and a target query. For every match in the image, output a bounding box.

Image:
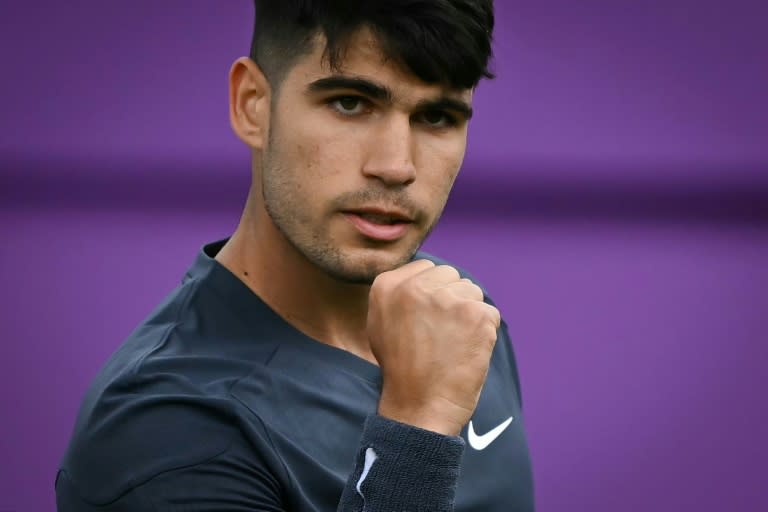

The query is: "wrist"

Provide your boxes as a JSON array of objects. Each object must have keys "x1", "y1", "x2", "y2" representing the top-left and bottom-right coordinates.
[{"x1": 377, "y1": 399, "x2": 466, "y2": 437}]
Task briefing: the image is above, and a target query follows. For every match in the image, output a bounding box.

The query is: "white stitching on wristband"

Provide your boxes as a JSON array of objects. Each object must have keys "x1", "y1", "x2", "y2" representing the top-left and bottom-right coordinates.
[{"x1": 356, "y1": 447, "x2": 379, "y2": 504}]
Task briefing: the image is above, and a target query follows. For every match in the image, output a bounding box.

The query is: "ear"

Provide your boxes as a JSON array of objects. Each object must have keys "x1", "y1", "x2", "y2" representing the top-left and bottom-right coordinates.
[{"x1": 229, "y1": 57, "x2": 271, "y2": 149}]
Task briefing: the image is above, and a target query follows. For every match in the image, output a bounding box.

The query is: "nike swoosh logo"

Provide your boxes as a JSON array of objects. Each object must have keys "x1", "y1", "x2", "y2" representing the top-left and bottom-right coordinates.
[{"x1": 468, "y1": 417, "x2": 514, "y2": 450}]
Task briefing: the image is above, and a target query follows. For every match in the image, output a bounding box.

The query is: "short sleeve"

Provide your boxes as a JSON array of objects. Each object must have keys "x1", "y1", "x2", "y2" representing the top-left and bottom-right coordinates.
[
  {"x1": 137, "y1": 438, "x2": 285, "y2": 511},
  {"x1": 56, "y1": 372, "x2": 287, "y2": 511},
  {"x1": 57, "y1": 433, "x2": 285, "y2": 511}
]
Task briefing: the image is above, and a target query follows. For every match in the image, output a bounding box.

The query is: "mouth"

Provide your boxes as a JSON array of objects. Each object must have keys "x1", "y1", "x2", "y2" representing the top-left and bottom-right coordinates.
[
  {"x1": 342, "y1": 207, "x2": 415, "y2": 242},
  {"x1": 345, "y1": 209, "x2": 413, "y2": 224}
]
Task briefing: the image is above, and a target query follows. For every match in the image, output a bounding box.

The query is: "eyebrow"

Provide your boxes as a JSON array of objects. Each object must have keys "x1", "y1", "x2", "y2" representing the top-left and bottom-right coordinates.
[
  {"x1": 415, "y1": 98, "x2": 473, "y2": 121},
  {"x1": 307, "y1": 75, "x2": 473, "y2": 120}
]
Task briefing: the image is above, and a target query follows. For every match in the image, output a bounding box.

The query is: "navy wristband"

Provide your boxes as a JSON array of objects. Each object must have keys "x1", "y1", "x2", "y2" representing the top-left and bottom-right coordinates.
[{"x1": 338, "y1": 414, "x2": 465, "y2": 511}]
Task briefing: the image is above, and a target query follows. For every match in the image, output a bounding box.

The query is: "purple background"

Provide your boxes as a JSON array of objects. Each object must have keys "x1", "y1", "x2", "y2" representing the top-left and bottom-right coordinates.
[{"x1": 1, "y1": 1, "x2": 766, "y2": 511}]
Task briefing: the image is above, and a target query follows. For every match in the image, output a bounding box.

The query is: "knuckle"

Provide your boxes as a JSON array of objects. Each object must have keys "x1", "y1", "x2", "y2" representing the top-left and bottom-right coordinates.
[
  {"x1": 420, "y1": 259, "x2": 436, "y2": 269},
  {"x1": 431, "y1": 286, "x2": 454, "y2": 308},
  {"x1": 446, "y1": 265, "x2": 462, "y2": 280},
  {"x1": 468, "y1": 283, "x2": 484, "y2": 300},
  {"x1": 484, "y1": 323, "x2": 499, "y2": 341},
  {"x1": 455, "y1": 299, "x2": 480, "y2": 319},
  {"x1": 458, "y1": 278, "x2": 483, "y2": 300},
  {"x1": 473, "y1": 325, "x2": 497, "y2": 353},
  {"x1": 484, "y1": 304, "x2": 501, "y2": 325},
  {"x1": 435, "y1": 264, "x2": 460, "y2": 281},
  {"x1": 411, "y1": 259, "x2": 435, "y2": 272}
]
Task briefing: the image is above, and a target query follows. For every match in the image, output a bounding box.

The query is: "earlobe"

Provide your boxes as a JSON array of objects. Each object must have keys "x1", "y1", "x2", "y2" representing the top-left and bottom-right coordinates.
[{"x1": 229, "y1": 57, "x2": 271, "y2": 149}]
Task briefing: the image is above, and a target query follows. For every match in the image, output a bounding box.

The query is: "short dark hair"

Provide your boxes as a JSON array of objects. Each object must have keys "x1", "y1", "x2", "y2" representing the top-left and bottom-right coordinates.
[{"x1": 249, "y1": 0, "x2": 495, "y2": 91}]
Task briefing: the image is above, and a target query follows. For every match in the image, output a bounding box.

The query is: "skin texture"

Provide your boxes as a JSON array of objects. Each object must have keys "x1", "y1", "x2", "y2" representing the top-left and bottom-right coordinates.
[
  {"x1": 218, "y1": 27, "x2": 499, "y2": 435},
  {"x1": 263, "y1": 29, "x2": 471, "y2": 285}
]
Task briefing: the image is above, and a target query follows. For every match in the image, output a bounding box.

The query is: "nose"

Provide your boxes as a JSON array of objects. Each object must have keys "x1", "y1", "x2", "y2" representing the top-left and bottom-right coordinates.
[{"x1": 361, "y1": 115, "x2": 417, "y2": 187}]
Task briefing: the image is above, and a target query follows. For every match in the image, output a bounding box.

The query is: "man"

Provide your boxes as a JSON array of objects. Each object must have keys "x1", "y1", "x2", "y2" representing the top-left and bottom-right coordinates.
[{"x1": 57, "y1": 1, "x2": 534, "y2": 510}]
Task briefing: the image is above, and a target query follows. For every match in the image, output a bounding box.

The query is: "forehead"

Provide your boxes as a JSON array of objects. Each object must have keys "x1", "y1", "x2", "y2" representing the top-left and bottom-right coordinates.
[{"x1": 286, "y1": 27, "x2": 473, "y2": 103}]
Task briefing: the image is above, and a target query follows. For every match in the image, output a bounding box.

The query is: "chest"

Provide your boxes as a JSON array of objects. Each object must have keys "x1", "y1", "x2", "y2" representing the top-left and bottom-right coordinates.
[{"x1": 454, "y1": 360, "x2": 534, "y2": 511}]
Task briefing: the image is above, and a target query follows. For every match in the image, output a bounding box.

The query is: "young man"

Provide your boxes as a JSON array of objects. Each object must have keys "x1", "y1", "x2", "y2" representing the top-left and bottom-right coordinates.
[{"x1": 57, "y1": 1, "x2": 534, "y2": 510}]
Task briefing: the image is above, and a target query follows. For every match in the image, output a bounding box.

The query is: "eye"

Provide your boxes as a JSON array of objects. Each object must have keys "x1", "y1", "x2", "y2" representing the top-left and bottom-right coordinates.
[
  {"x1": 329, "y1": 96, "x2": 369, "y2": 116},
  {"x1": 418, "y1": 110, "x2": 458, "y2": 128}
]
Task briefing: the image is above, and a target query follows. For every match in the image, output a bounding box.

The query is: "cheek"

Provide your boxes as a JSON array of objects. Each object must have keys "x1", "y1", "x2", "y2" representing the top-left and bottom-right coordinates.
[
  {"x1": 438, "y1": 165, "x2": 462, "y2": 202},
  {"x1": 291, "y1": 122, "x2": 362, "y2": 181},
  {"x1": 416, "y1": 138, "x2": 465, "y2": 190},
  {"x1": 293, "y1": 140, "x2": 321, "y2": 175}
]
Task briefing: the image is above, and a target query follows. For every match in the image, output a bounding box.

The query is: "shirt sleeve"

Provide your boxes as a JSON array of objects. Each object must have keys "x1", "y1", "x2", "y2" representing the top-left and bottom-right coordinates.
[
  {"x1": 57, "y1": 413, "x2": 465, "y2": 512},
  {"x1": 56, "y1": 418, "x2": 286, "y2": 512}
]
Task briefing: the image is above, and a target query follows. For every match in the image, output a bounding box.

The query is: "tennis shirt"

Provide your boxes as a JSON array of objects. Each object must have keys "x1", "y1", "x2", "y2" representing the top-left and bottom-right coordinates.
[{"x1": 57, "y1": 239, "x2": 534, "y2": 511}]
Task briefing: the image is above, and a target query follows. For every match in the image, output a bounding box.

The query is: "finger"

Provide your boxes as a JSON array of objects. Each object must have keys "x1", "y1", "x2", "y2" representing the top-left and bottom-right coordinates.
[
  {"x1": 459, "y1": 278, "x2": 485, "y2": 301},
  {"x1": 416, "y1": 264, "x2": 462, "y2": 288},
  {"x1": 480, "y1": 303, "x2": 502, "y2": 329},
  {"x1": 441, "y1": 279, "x2": 484, "y2": 302},
  {"x1": 382, "y1": 259, "x2": 436, "y2": 286}
]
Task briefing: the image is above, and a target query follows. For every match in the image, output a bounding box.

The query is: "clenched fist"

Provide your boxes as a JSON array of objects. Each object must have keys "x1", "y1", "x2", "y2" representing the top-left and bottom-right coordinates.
[{"x1": 368, "y1": 259, "x2": 501, "y2": 437}]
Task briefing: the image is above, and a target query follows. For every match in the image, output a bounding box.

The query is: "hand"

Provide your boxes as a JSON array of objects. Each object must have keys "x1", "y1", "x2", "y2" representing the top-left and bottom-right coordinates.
[{"x1": 367, "y1": 259, "x2": 501, "y2": 436}]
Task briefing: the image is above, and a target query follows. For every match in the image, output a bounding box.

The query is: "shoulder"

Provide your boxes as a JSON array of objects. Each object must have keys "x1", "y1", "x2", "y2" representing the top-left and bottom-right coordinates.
[
  {"x1": 60, "y1": 369, "x2": 239, "y2": 505},
  {"x1": 58, "y1": 280, "x2": 279, "y2": 505}
]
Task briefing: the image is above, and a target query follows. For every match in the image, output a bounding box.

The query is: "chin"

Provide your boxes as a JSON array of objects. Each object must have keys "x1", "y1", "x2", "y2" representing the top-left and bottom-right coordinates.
[{"x1": 320, "y1": 246, "x2": 416, "y2": 285}]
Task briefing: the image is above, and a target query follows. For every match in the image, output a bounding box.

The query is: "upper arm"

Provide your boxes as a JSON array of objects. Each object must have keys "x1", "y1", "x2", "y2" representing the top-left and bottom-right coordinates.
[
  {"x1": 56, "y1": 438, "x2": 285, "y2": 511},
  {"x1": 57, "y1": 378, "x2": 287, "y2": 511},
  {"x1": 136, "y1": 440, "x2": 285, "y2": 512}
]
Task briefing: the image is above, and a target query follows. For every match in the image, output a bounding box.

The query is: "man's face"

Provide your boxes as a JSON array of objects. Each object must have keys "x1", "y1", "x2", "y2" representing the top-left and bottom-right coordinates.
[{"x1": 260, "y1": 28, "x2": 473, "y2": 284}]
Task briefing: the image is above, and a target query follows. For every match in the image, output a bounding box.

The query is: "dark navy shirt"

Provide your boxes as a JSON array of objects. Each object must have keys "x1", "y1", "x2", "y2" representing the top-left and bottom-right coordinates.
[{"x1": 57, "y1": 239, "x2": 534, "y2": 511}]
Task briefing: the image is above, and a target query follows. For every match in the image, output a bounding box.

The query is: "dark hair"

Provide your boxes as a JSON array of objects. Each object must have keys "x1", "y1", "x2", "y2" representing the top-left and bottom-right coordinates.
[{"x1": 249, "y1": 0, "x2": 494, "y2": 91}]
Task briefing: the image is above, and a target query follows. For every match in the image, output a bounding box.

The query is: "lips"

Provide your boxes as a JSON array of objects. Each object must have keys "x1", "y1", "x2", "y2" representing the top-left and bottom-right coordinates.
[
  {"x1": 351, "y1": 211, "x2": 410, "y2": 224},
  {"x1": 342, "y1": 208, "x2": 414, "y2": 242}
]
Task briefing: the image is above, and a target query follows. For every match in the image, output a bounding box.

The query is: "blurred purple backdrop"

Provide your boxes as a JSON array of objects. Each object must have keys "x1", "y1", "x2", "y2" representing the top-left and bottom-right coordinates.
[{"x1": 1, "y1": 1, "x2": 766, "y2": 511}]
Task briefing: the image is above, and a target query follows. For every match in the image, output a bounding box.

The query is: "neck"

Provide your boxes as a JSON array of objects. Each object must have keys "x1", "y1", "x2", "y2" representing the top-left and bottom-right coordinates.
[{"x1": 215, "y1": 192, "x2": 376, "y2": 364}]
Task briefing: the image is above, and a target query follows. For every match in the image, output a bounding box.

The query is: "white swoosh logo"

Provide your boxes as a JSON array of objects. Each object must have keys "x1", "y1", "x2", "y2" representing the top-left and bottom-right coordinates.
[{"x1": 468, "y1": 417, "x2": 514, "y2": 450}]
